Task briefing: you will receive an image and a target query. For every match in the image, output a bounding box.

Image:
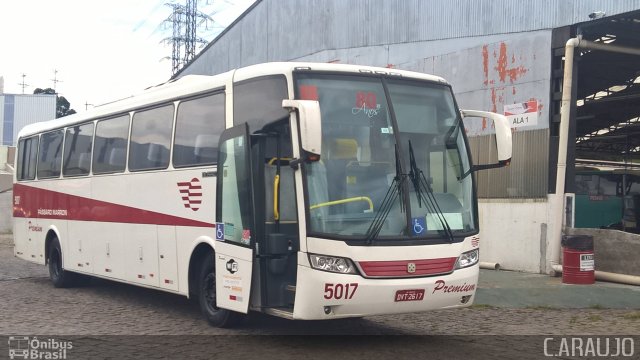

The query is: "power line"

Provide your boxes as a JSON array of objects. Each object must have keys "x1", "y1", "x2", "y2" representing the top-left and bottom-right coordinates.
[{"x1": 162, "y1": 0, "x2": 216, "y2": 75}]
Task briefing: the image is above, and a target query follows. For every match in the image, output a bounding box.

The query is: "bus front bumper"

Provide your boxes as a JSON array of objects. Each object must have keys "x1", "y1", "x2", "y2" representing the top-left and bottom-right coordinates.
[{"x1": 291, "y1": 263, "x2": 479, "y2": 320}]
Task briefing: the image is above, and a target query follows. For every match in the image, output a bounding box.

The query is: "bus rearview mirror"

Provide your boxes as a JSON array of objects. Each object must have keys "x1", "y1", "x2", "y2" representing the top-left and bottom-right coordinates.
[
  {"x1": 282, "y1": 99, "x2": 322, "y2": 158},
  {"x1": 460, "y1": 109, "x2": 513, "y2": 171}
]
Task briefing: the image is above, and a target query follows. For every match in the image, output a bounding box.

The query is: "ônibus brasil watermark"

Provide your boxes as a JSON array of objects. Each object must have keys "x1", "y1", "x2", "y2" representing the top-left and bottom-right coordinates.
[
  {"x1": 544, "y1": 337, "x2": 635, "y2": 357},
  {"x1": 8, "y1": 336, "x2": 73, "y2": 360}
]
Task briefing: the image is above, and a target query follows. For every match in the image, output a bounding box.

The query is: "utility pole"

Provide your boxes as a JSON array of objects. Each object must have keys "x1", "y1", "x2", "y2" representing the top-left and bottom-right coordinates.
[{"x1": 18, "y1": 73, "x2": 29, "y2": 94}]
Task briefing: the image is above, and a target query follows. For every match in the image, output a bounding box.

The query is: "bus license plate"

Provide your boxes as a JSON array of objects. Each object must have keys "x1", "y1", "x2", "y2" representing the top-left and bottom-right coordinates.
[{"x1": 395, "y1": 289, "x2": 425, "y2": 302}]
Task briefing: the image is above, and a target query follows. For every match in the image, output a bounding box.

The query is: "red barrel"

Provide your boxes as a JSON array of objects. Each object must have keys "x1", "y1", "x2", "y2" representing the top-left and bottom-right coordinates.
[{"x1": 561, "y1": 235, "x2": 595, "y2": 285}]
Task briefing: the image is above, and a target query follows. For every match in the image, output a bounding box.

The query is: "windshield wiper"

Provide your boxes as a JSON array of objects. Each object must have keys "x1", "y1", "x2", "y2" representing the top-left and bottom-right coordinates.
[
  {"x1": 408, "y1": 141, "x2": 455, "y2": 243},
  {"x1": 364, "y1": 144, "x2": 405, "y2": 245}
]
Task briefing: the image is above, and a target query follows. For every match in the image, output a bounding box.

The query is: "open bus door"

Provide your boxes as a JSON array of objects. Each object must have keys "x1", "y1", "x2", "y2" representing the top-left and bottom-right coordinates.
[{"x1": 214, "y1": 123, "x2": 255, "y2": 313}]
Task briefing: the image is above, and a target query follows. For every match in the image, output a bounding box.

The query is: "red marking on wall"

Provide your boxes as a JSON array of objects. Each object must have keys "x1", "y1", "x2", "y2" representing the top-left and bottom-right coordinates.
[
  {"x1": 177, "y1": 178, "x2": 202, "y2": 211},
  {"x1": 495, "y1": 42, "x2": 528, "y2": 83},
  {"x1": 490, "y1": 88, "x2": 498, "y2": 112},
  {"x1": 386, "y1": 63, "x2": 395, "y2": 69},
  {"x1": 529, "y1": 97, "x2": 544, "y2": 115},
  {"x1": 512, "y1": 87, "x2": 517, "y2": 95},
  {"x1": 482, "y1": 45, "x2": 489, "y2": 85}
]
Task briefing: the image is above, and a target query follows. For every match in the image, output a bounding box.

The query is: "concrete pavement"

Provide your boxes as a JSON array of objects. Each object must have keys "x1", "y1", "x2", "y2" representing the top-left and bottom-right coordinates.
[{"x1": 475, "y1": 269, "x2": 640, "y2": 309}]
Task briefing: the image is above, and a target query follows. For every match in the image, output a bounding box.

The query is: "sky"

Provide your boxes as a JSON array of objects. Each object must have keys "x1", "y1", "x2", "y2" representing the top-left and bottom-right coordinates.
[{"x1": 0, "y1": 0, "x2": 255, "y2": 112}]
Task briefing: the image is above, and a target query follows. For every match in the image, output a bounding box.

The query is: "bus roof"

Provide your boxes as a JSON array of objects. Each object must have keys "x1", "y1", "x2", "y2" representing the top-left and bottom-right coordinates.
[{"x1": 17, "y1": 62, "x2": 448, "y2": 139}]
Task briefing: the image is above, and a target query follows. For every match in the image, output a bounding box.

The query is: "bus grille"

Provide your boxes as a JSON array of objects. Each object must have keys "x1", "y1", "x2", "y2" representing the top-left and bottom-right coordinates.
[{"x1": 357, "y1": 257, "x2": 457, "y2": 278}]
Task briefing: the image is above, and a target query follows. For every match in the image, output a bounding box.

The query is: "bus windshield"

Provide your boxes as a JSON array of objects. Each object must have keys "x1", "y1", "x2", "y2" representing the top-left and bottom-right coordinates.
[{"x1": 296, "y1": 73, "x2": 476, "y2": 242}]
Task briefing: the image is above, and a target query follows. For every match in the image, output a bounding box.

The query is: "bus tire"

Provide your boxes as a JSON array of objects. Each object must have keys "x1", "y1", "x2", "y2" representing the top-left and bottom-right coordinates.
[
  {"x1": 198, "y1": 254, "x2": 241, "y2": 328},
  {"x1": 48, "y1": 238, "x2": 78, "y2": 288}
]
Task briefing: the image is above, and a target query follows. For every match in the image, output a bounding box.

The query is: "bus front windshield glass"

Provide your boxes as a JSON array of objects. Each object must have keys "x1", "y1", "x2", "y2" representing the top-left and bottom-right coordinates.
[{"x1": 296, "y1": 74, "x2": 476, "y2": 241}]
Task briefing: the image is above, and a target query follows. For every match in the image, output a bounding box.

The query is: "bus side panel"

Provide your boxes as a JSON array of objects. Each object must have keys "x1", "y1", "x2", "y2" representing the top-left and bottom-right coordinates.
[
  {"x1": 173, "y1": 169, "x2": 218, "y2": 297},
  {"x1": 63, "y1": 177, "x2": 93, "y2": 273},
  {"x1": 66, "y1": 220, "x2": 94, "y2": 273},
  {"x1": 90, "y1": 174, "x2": 129, "y2": 280},
  {"x1": 158, "y1": 225, "x2": 179, "y2": 291},
  {"x1": 13, "y1": 182, "x2": 52, "y2": 265},
  {"x1": 91, "y1": 220, "x2": 126, "y2": 280},
  {"x1": 123, "y1": 223, "x2": 160, "y2": 288},
  {"x1": 48, "y1": 219, "x2": 68, "y2": 267},
  {"x1": 175, "y1": 228, "x2": 217, "y2": 297},
  {"x1": 33, "y1": 181, "x2": 60, "y2": 266},
  {"x1": 13, "y1": 214, "x2": 30, "y2": 261}
]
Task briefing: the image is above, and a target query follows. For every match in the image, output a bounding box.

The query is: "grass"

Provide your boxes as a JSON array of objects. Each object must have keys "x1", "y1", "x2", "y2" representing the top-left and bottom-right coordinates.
[
  {"x1": 589, "y1": 304, "x2": 604, "y2": 310},
  {"x1": 569, "y1": 316, "x2": 578, "y2": 324},
  {"x1": 588, "y1": 314, "x2": 602, "y2": 322}
]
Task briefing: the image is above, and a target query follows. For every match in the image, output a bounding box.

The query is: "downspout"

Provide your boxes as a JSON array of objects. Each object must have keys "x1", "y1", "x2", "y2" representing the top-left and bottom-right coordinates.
[
  {"x1": 549, "y1": 37, "x2": 640, "y2": 273},
  {"x1": 549, "y1": 37, "x2": 579, "y2": 273}
]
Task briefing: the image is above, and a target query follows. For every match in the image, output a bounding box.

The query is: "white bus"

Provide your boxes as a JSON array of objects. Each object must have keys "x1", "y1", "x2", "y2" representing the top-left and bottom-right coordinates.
[{"x1": 13, "y1": 62, "x2": 511, "y2": 327}]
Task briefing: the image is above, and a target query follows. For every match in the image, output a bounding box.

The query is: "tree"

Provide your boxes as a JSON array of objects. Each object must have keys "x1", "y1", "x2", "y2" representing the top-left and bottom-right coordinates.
[{"x1": 33, "y1": 88, "x2": 77, "y2": 118}]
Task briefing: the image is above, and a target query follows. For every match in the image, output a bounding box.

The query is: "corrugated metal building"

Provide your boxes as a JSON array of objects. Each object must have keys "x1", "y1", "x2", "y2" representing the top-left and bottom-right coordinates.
[
  {"x1": 177, "y1": 0, "x2": 640, "y2": 273},
  {"x1": 0, "y1": 94, "x2": 56, "y2": 146}
]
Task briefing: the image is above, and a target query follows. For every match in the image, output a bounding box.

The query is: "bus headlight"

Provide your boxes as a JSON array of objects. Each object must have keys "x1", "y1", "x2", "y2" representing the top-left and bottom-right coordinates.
[
  {"x1": 309, "y1": 254, "x2": 357, "y2": 274},
  {"x1": 455, "y1": 249, "x2": 479, "y2": 269}
]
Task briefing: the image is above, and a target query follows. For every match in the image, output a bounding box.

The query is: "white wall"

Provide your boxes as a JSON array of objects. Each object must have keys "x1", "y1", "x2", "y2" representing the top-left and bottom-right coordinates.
[
  {"x1": 478, "y1": 199, "x2": 550, "y2": 273},
  {"x1": 0, "y1": 191, "x2": 12, "y2": 233}
]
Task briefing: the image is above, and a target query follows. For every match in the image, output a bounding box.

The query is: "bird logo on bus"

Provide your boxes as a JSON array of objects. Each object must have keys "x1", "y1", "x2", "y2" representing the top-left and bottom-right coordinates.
[{"x1": 177, "y1": 178, "x2": 203, "y2": 211}]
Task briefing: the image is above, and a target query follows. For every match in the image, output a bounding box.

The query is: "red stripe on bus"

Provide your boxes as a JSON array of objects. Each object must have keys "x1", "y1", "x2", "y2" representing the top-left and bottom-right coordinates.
[
  {"x1": 13, "y1": 183, "x2": 215, "y2": 228},
  {"x1": 358, "y1": 257, "x2": 457, "y2": 277}
]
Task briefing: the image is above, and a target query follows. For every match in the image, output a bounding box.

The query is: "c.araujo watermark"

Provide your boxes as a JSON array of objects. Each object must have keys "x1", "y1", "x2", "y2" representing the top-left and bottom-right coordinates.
[
  {"x1": 8, "y1": 336, "x2": 73, "y2": 359},
  {"x1": 544, "y1": 337, "x2": 635, "y2": 357}
]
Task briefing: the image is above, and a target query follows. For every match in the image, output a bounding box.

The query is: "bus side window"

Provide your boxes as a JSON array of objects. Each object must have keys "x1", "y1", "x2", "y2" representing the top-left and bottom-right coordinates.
[
  {"x1": 16, "y1": 136, "x2": 39, "y2": 181},
  {"x1": 173, "y1": 92, "x2": 225, "y2": 167},
  {"x1": 36, "y1": 130, "x2": 64, "y2": 179},
  {"x1": 129, "y1": 105, "x2": 174, "y2": 172},
  {"x1": 233, "y1": 75, "x2": 288, "y2": 133},
  {"x1": 63, "y1": 123, "x2": 94, "y2": 177},
  {"x1": 93, "y1": 115, "x2": 130, "y2": 174}
]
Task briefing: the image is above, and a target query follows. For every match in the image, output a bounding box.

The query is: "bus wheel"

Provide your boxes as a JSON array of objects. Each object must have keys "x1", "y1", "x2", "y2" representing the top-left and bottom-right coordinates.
[
  {"x1": 48, "y1": 238, "x2": 78, "y2": 288},
  {"x1": 198, "y1": 254, "x2": 241, "y2": 328}
]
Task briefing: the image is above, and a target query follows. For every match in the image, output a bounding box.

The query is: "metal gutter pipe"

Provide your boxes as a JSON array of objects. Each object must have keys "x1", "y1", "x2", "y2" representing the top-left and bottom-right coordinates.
[{"x1": 549, "y1": 38, "x2": 640, "y2": 273}]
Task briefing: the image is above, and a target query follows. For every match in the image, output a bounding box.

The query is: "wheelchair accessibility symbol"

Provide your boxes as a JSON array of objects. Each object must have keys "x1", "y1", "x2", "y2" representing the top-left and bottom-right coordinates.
[
  {"x1": 215, "y1": 223, "x2": 225, "y2": 240},
  {"x1": 412, "y1": 217, "x2": 426, "y2": 235}
]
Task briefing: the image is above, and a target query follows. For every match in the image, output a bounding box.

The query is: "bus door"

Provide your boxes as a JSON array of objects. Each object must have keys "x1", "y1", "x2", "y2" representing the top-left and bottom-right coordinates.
[
  {"x1": 253, "y1": 123, "x2": 299, "y2": 309},
  {"x1": 214, "y1": 123, "x2": 255, "y2": 313}
]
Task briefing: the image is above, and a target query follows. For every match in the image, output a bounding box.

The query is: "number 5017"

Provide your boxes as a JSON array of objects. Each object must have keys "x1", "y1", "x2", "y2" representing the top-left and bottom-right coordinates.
[{"x1": 324, "y1": 283, "x2": 358, "y2": 300}]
